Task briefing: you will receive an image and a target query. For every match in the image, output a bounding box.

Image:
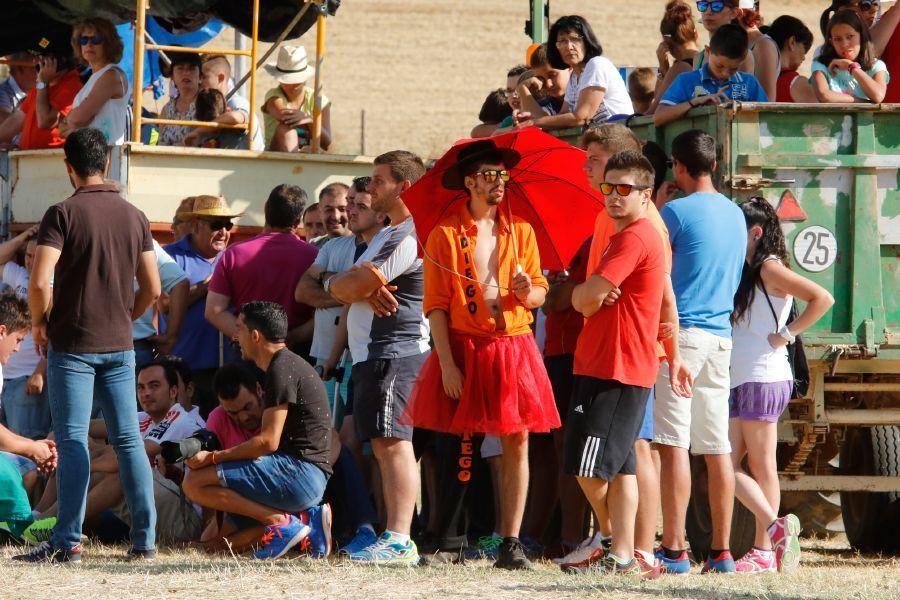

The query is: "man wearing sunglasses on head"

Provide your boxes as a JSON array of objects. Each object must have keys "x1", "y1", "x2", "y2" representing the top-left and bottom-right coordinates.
[
  {"x1": 405, "y1": 139, "x2": 560, "y2": 571},
  {"x1": 163, "y1": 195, "x2": 242, "y2": 417}
]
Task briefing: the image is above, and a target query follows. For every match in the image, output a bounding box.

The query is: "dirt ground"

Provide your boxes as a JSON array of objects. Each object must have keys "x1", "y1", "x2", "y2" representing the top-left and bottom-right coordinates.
[
  {"x1": 161, "y1": 0, "x2": 832, "y2": 159},
  {"x1": 1, "y1": 535, "x2": 897, "y2": 599}
]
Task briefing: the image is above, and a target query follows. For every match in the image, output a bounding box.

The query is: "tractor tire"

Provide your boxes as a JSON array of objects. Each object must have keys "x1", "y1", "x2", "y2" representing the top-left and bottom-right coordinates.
[
  {"x1": 839, "y1": 426, "x2": 900, "y2": 553},
  {"x1": 780, "y1": 491, "x2": 843, "y2": 537},
  {"x1": 685, "y1": 455, "x2": 756, "y2": 563}
]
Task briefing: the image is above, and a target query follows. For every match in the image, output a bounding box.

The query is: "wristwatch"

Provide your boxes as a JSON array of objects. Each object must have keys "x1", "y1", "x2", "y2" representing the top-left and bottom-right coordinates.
[
  {"x1": 36, "y1": 81, "x2": 47, "y2": 90},
  {"x1": 323, "y1": 274, "x2": 334, "y2": 295},
  {"x1": 778, "y1": 325, "x2": 796, "y2": 344}
]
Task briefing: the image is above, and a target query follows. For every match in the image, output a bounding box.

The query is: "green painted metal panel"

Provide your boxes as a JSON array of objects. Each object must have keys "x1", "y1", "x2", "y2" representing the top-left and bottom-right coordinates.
[{"x1": 626, "y1": 105, "x2": 899, "y2": 360}]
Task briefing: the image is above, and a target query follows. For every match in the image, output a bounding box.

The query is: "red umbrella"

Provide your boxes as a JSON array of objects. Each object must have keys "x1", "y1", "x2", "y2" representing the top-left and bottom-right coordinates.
[{"x1": 402, "y1": 127, "x2": 605, "y2": 272}]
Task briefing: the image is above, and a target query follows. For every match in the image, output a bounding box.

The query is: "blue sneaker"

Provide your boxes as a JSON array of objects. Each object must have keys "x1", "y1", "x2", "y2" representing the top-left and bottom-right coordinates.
[
  {"x1": 654, "y1": 546, "x2": 692, "y2": 574},
  {"x1": 701, "y1": 550, "x2": 736, "y2": 574},
  {"x1": 339, "y1": 526, "x2": 378, "y2": 557},
  {"x1": 348, "y1": 531, "x2": 419, "y2": 566},
  {"x1": 464, "y1": 535, "x2": 503, "y2": 560},
  {"x1": 305, "y1": 504, "x2": 333, "y2": 558},
  {"x1": 253, "y1": 514, "x2": 310, "y2": 560}
]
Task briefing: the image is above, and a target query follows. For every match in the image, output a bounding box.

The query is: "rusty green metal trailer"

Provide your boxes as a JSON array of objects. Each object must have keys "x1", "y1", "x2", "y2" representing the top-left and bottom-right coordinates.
[{"x1": 579, "y1": 103, "x2": 900, "y2": 555}]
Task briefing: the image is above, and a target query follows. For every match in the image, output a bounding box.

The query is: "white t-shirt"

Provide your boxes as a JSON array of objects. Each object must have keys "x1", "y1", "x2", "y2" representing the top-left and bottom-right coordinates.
[
  {"x1": 310, "y1": 235, "x2": 364, "y2": 360},
  {"x1": 227, "y1": 94, "x2": 265, "y2": 151},
  {"x1": 139, "y1": 403, "x2": 206, "y2": 446},
  {"x1": 564, "y1": 56, "x2": 635, "y2": 123},
  {"x1": 1, "y1": 263, "x2": 41, "y2": 379}
]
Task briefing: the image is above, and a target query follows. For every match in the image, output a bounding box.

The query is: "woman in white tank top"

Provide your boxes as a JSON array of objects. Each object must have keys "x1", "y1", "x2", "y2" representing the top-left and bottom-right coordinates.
[
  {"x1": 57, "y1": 18, "x2": 130, "y2": 145},
  {"x1": 728, "y1": 197, "x2": 834, "y2": 574}
]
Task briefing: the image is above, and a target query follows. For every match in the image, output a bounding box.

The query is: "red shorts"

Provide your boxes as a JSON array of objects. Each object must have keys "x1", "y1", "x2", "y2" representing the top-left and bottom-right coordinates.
[{"x1": 405, "y1": 332, "x2": 560, "y2": 436}]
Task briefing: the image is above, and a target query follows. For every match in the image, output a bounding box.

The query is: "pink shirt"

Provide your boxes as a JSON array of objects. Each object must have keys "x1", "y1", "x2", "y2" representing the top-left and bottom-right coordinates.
[
  {"x1": 205, "y1": 406, "x2": 257, "y2": 449},
  {"x1": 208, "y1": 231, "x2": 318, "y2": 329}
]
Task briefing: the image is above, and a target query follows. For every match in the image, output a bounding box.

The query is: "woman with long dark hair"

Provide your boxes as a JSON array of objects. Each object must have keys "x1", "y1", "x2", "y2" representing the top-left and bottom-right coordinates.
[
  {"x1": 527, "y1": 15, "x2": 634, "y2": 129},
  {"x1": 728, "y1": 198, "x2": 833, "y2": 574}
]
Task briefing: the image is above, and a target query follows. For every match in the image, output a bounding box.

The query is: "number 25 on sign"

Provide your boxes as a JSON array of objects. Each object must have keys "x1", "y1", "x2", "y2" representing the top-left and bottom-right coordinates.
[{"x1": 792, "y1": 226, "x2": 837, "y2": 273}]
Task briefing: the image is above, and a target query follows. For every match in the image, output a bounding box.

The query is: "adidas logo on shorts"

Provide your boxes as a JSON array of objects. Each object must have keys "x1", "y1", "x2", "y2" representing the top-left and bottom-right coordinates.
[{"x1": 574, "y1": 405, "x2": 584, "y2": 414}]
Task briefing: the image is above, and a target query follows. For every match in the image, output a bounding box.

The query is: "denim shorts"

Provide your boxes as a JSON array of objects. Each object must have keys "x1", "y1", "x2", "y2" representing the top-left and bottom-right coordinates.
[
  {"x1": 216, "y1": 452, "x2": 327, "y2": 514},
  {"x1": 636, "y1": 387, "x2": 654, "y2": 442}
]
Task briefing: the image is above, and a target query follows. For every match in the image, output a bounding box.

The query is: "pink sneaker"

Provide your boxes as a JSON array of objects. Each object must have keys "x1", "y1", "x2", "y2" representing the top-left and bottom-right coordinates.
[
  {"x1": 735, "y1": 547, "x2": 776, "y2": 573},
  {"x1": 767, "y1": 514, "x2": 802, "y2": 573}
]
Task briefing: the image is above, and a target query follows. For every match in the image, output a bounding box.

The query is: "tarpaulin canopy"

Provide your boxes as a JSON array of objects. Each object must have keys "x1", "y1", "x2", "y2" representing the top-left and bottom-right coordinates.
[{"x1": 0, "y1": 0, "x2": 340, "y2": 56}]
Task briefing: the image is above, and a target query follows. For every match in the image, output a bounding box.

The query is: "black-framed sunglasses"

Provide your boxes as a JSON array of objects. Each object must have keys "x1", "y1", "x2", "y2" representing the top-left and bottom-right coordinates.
[
  {"x1": 78, "y1": 35, "x2": 105, "y2": 46},
  {"x1": 857, "y1": 0, "x2": 879, "y2": 10},
  {"x1": 473, "y1": 169, "x2": 510, "y2": 183},
  {"x1": 696, "y1": 1, "x2": 725, "y2": 13},
  {"x1": 599, "y1": 182, "x2": 651, "y2": 196},
  {"x1": 205, "y1": 219, "x2": 234, "y2": 231}
]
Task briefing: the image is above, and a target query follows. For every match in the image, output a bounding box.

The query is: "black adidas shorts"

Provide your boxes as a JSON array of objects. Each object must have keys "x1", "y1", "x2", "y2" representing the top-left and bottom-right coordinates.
[
  {"x1": 564, "y1": 376, "x2": 650, "y2": 481},
  {"x1": 352, "y1": 353, "x2": 428, "y2": 443}
]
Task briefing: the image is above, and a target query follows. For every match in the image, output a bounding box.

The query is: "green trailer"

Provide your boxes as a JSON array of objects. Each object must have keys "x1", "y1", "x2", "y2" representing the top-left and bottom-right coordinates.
[{"x1": 567, "y1": 103, "x2": 900, "y2": 555}]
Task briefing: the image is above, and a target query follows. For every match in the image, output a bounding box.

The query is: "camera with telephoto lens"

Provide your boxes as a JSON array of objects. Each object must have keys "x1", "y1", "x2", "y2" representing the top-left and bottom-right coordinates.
[{"x1": 160, "y1": 429, "x2": 221, "y2": 464}]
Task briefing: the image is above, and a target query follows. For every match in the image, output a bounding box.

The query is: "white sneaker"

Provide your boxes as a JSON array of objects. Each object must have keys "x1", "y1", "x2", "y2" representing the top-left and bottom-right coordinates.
[{"x1": 552, "y1": 533, "x2": 607, "y2": 565}]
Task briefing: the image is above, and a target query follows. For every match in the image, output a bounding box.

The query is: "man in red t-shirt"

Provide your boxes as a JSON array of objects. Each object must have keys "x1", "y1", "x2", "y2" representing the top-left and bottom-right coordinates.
[
  {"x1": 206, "y1": 184, "x2": 319, "y2": 349},
  {"x1": 0, "y1": 43, "x2": 82, "y2": 150},
  {"x1": 565, "y1": 151, "x2": 690, "y2": 576}
]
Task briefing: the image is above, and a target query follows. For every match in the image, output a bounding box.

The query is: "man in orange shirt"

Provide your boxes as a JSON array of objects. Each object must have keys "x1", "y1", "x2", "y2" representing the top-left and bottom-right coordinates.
[
  {"x1": 0, "y1": 34, "x2": 82, "y2": 150},
  {"x1": 407, "y1": 139, "x2": 560, "y2": 570}
]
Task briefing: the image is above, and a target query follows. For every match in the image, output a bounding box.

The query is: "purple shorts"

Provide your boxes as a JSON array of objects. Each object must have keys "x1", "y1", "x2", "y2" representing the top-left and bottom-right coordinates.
[{"x1": 729, "y1": 381, "x2": 793, "y2": 422}]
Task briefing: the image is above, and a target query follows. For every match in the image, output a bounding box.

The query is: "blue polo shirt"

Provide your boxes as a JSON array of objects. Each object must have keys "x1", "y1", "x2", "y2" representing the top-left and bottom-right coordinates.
[
  {"x1": 660, "y1": 64, "x2": 768, "y2": 106},
  {"x1": 163, "y1": 236, "x2": 233, "y2": 370}
]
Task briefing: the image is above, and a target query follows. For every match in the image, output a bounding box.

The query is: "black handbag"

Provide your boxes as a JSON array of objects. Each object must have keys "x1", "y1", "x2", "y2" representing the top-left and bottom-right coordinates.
[{"x1": 760, "y1": 282, "x2": 811, "y2": 399}]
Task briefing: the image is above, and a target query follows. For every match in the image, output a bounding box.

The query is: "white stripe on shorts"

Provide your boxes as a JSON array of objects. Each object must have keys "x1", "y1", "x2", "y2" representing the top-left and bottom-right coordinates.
[
  {"x1": 382, "y1": 372, "x2": 398, "y2": 436},
  {"x1": 580, "y1": 436, "x2": 601, "y2": 477}
]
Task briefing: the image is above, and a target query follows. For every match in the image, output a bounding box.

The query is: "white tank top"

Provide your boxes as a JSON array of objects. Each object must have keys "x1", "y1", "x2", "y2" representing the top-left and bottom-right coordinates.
[
  {"x1": 730, "y1": 258, "x2": 794, "y2": 387},
  {"x1": 72, "y1": 63, "x2": 130, "y2": 145}
]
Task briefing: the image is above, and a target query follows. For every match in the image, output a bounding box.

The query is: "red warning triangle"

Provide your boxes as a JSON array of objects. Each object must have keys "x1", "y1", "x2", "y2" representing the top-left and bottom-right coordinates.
[{"x1": 776, "y1": 189, "x2": 807, "y2": 222}]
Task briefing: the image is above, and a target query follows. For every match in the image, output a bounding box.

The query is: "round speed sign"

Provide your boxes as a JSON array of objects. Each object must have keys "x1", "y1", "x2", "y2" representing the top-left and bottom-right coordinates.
[{"x1": 792, "y1": 226, "x2": 837, "y2": 273}]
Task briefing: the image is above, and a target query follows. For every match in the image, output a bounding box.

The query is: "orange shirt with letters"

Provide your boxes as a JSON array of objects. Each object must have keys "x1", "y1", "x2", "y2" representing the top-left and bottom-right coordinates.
[
  {"x1": 586, "y1": 201, "x2": 673, "y2": 359},
  {"x1": 423, "y1": 204, "x2": 548, "y2": 338}
]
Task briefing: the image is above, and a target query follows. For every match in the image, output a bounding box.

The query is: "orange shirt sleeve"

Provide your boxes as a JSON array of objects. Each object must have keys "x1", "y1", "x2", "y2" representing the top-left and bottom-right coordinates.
[
  {"x1": 423, "y1": 226, "x2": 453, "y2": 317},
  {"x1": 647, "y1": 203, "x2": 673, "y2": 275},
  {"x1": 518, "y1": 222, "x2": 548, "y2": 291}
]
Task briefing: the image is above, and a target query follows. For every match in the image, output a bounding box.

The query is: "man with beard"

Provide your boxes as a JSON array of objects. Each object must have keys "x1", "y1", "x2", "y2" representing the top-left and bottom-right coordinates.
[
  {"x1": 404, "y1": 139, "x2": 560, "y2": 570},
  {"x1": 206, "y1": 184, "x2": 319, "y2": 353}
]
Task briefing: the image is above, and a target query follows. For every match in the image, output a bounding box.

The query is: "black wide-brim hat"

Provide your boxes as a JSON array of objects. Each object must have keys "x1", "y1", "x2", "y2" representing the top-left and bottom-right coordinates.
[{"x1": 441, "y1": 139, "x2": 521, "y2": 191}]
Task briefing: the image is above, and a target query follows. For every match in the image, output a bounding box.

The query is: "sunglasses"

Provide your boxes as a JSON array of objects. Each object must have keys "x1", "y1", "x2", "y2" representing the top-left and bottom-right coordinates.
[
  {"x1": 696, "y1": 1, "x2": 726, "y2": 13},
  {"x1": 205, "y1": 219, "x2": 234, "y2": 231},
  {"x1": 78, "y1": 35, "x2": 105, "y2": 46},
  {"x1": 857, "y1": 0, "x2": 879, "y2": 10},
  {"x1": 599, "y1": 182, "x2": 651, "y2": 197},
  {"x1": 473, "y1": 169, "x2": 510, "y2": 183}
]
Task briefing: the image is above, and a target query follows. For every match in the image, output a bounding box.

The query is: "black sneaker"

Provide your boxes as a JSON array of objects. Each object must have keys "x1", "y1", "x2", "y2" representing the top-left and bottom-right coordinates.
[
  {"x1": 12, "y1": 541, "x2": 82, "y2": 564},
  {"x1": 126, "y1": 547, "x2": 158, "y2": 561},
  {"x1": 493, "y1": 537, "x2": 534, "y2": 571}
]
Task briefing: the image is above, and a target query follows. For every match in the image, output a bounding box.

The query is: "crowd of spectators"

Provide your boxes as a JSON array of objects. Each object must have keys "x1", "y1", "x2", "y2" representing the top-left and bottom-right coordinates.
[{"x1": 0, "y1": 0, "x2": 891, "y2": 578}]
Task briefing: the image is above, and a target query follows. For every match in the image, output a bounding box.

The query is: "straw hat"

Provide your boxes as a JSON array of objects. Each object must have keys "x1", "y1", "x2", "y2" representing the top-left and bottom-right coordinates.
[
  {"x1": 441, "y1": 139, "x2": 521, "y2": 191},
  {"x1": 185, "y1": 195, "x2": 244, "y2": 219},
  {"x1": 264, "y1": 45, "x2": 313, "y2": 85}
]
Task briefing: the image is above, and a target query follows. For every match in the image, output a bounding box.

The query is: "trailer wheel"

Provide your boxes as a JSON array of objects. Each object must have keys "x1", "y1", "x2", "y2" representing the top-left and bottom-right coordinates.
[
  {"x1": 780, "y1": 491, "x2": 843, "y2": 537},
  {"x1": 840, "y1": 426, "x2": 900, "y2": 553},
  {"x1": 685, "y1": 455, "x2": 756, "y2": 563}
]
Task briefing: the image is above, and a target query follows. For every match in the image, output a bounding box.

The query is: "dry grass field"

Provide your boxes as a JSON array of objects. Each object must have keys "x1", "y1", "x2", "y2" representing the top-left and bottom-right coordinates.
[
  {"x1": 1, "y1": 536, "x2": 898, "y2": 600},
  {"x1": 151, "y1": 0, "x2": 832, "y2": 159}
]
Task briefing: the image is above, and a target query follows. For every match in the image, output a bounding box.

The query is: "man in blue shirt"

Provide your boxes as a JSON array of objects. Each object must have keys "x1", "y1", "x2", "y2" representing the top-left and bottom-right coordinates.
[
  {"x1": 654, "y1": 24, "x2": 767, "y2": 127},
  {"x1": 652, "y1": 131, "x2": 747, "y2": 575},
  {"x1": 164, "y1": 195, "x2": 241, "y2": 417}
]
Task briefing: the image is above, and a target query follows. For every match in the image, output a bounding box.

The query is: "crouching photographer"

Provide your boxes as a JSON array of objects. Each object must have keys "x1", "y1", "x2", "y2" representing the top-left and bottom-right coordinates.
[{"x1": 182, "y1": 302, "x2": 333, "y2": 560}]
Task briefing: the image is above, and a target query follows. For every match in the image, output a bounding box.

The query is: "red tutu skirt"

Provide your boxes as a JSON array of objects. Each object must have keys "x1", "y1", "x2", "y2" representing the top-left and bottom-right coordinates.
[{"x1": 404, "y1": 332, "x2": 561, "y2": 436}]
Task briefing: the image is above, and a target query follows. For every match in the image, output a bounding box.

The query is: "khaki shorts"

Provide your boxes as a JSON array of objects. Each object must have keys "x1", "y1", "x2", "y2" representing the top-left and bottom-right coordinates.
[
  {"x1": 112, "y1": 469, "x2": 202, "y2": 544},
  {"x1": 653, "y1": 327, "x2": 733, "y2": 455}
]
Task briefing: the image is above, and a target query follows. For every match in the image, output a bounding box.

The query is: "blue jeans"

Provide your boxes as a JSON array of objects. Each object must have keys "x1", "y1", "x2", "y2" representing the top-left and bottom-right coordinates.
[
  {"x1": 1, "y1": 376, "x2": 51, "y2": 439},
  {"x1": 48, "y1": 349, "x2": 156, "y2": 551},
  {"x1": 216, "y1": 452, "x2": 327, "y2": 514}
]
